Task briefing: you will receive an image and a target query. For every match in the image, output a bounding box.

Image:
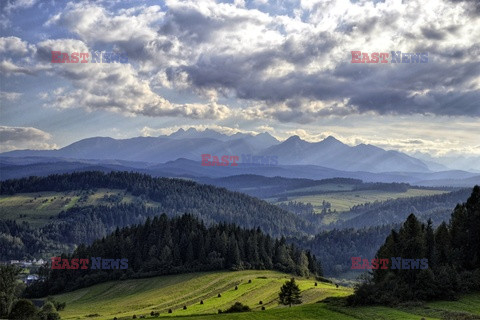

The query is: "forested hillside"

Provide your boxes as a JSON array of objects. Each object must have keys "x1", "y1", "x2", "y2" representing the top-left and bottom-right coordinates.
[
  {"x1": 335, "y1": 188, "x2": 472, "y2": 228},
  {"x1": 350, "y1": 185, "x2": 480, "y2": 305},
  {"x1": 26, "y1": 213, "x2": 322, "y2": 297},
  {"x1": 292, "y1": 224, "x2": 400, "y2": 276},
  {"x1": 0, "y1": 172, "x2": 314, "y2": 257}
]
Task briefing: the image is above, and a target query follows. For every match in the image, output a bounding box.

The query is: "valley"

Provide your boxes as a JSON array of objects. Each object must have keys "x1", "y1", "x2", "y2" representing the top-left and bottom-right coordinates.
[{"x1": 2, "y1": 0, "x2": 479, "y2": 318}]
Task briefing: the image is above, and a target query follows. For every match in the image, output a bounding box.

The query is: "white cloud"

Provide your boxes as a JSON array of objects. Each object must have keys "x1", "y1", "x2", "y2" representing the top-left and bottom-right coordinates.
[
  {"x1": 0, "y1": 60, "x2": 34, "y2": 75},
  {"x1": 34, "y1": 0, "x2": 480, "y2": 121},
  {"x1": 3, "y1": 0, "x2": 37, "y2": 13},
  {"x1": 0, "y1": 36, "x2": 34, "y2": 56},
  {"x1": 0, "y1": 126, "x2": 56, "y2": 152},
  {"x1": 140, "y1": 124, "x2": 265, "y2": 137},
  {"x1": 0, "y1": 91, "x2": 22, "y2": 101}
]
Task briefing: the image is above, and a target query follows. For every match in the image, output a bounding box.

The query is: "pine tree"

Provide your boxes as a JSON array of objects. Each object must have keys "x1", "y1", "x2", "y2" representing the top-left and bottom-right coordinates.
[
  {"x1": 424, "y1": 219, "x2": 435, "y2": 268},
  {"x1": 278, "y1": 278, "x2": 302, "y2": 307}
]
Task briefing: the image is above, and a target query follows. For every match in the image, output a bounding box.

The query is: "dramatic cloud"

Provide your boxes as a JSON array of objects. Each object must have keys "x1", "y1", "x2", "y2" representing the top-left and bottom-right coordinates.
[
  {"x1": 4, "y1": 0, "x2": 479, "y2": 120},
  {"x1": 0, "y1": 0, "x2": 479, "y2": 157},
  {"x1": 34, "y1": 39, "x2": 230, "y2": 119}
]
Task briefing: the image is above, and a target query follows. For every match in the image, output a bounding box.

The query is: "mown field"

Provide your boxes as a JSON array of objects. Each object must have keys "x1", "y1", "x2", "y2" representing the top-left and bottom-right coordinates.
[
  {"x1": 54, "y1": 270, "x2": 350, "y2": 320},
  {"x1": 0, "y1": 189, "x2": 159, "y2": 227},
  {"x1": 271, "y1": 188, "x2": 448, "y2": 225},
  {"x1": 0, "y1": 186, "x2": 448, "y2": 228},
  {"x1": 52, "y1": 270, "x2": 480, "y2": 320},
  {"x1": 274, "y1": 188, "x2": 448, "y2": 213}
]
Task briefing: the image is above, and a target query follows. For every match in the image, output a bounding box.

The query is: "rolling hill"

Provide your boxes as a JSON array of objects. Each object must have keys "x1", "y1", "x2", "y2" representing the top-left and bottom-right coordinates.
[{"x1": 50, "y1": 270, "x2": 480, "y2": 320}]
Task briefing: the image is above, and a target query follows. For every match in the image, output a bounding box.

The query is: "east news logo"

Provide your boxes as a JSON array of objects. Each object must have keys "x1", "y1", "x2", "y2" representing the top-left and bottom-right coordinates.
[
  {"x1": 351, "y1": 257, "x2": 428, "y2": 270},
  {"x1": 201, "y1": 154, "x2": 278, "y2": 166},
  {"x1": 51, "y1": 257, "x2": 128, "y2": 269},
  {"x1": 51, "y1": 51, "x2": 128, "y2": 63},
  {"x1": 351, "y1": 51, "x2": 428, "y2": 63}
]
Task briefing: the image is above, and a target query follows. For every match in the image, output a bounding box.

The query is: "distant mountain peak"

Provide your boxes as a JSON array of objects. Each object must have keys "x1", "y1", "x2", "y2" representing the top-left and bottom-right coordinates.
[
  {"x1": 286, "y1": 135, "x2": 303, "y2": 142},
  {"x1": 323, "y1": 135, "x2": 342, "y2": 143},
  {"x1": 318, "y1": 136, "x2": 346, "y2": 147}
]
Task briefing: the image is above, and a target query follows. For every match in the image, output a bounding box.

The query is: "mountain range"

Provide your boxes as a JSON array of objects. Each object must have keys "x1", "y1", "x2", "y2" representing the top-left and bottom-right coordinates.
[
  {"x1": 1, "y1": 128, "x2": 479, "y2": 186},
  {"x1": 1, "y1": 128, "x2": 436, "y2": 173}
]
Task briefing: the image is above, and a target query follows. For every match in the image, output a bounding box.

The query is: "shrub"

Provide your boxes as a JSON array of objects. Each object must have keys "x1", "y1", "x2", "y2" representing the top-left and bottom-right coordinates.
[
  {"x1": 223, "y1": 302, "x2": 251, "y2": 313},
  {"x1": 183, "y1": 306, "x2": 187, "y2": 310},
  {"x1": 316, "y1": 276, "x2": 333, "y2": 284},
  {"x1": 261, "y1": 306, "x2": 266, "y2": 310},
  {"x1": 259, "y1": 301, "x2": 263, "y2": 305},
  {"x1": 10, "y1": 299, "x2": 38, "y2": 320},
  {"x1": 39, "y1": 302, "x2": 61, "y2": 320},
  {"x1": 168, "y1": 309, "x2": 172, "y2": 314},
  {"x1": 132, "y1": 315, "x2": 136, "y2": 319},
  {"x1": 218, "y1": 293, "x2": 222, "y2": 298}
]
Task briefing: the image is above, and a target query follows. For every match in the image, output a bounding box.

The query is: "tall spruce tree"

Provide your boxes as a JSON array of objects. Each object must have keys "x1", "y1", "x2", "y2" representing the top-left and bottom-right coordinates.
[{"x1": 278, "y1": 278, "x2": 302, "y2": 307}]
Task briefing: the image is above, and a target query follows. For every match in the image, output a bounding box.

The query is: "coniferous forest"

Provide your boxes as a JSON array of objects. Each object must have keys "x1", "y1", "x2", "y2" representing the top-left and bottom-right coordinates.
[
  {"x1": 25, "y1": 213, "x2": 322, "y2": 297},
  {"x1": 1, "y1": 171, "x2": 479, "y2": 309},
  {"x1": 349, "y1": 186, "x2": 480, "y2": 305},
  {"x1": 0, "y1": 171, "x2": 312, "y2": 240}
]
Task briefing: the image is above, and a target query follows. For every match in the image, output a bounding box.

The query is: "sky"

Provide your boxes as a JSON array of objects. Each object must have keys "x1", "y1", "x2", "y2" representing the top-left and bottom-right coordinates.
[{"x1": 0, "y1": 0, "x2": 479, "y2": 166}]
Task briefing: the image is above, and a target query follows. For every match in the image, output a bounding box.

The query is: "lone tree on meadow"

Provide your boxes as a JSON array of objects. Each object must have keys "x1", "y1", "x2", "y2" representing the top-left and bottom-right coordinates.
[{"x1": 278, "y1": 278, "x2": 302, "y2": 307}]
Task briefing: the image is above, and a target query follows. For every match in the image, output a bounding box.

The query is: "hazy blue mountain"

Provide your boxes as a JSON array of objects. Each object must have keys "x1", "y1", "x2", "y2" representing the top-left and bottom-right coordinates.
[
  {"x1": 167, "y1": 128, "x2": 230, "y2": 141},
  {"x1": 263, "y1": 135, "x2": 430, "y2": 172},
  {"x1": 2, "y1": 156, "x2": 477, "y2": 187},
  {"x1": 413, "y1": 151, "x2": 480, "y2": 172},
  {"x1": 0, "y1": 128, "x2": 445, "y2": 174}
]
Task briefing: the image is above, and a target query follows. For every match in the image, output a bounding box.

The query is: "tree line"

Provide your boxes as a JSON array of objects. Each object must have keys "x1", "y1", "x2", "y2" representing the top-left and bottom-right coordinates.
[
  {"x1": 25, "y1": 213, "x2": 322, "y2": 297},
  {"x1": 0, "y1": 171, "x2": 313, "y2": 238},
  {"x1": 349, "y1": 185, "x2": 480, "y2": 305}
]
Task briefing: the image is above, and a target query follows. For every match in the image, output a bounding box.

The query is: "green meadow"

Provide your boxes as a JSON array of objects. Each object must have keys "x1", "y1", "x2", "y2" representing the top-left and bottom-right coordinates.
[
  {"x1": 54, "y1": 270, "x2": 350, "y2": 320},
  {"x1": 272, "y1": 188, "x2": 448, "y2": 225},
  {"x1": 0, "y1": 189, "x2": 159, "y2": 227},
  {"x1": 274, "y1": 188, "x2": 448, "y2": 213},
  {"x1": 52, "y1": 270, "x2": 480, "y2": 320}
]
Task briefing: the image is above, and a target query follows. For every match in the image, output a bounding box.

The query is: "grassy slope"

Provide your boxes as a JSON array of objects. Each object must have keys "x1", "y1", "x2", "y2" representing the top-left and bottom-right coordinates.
[
  {"x1": 0, "y1": 187, "x2": 447, "y2": 228},
  {"x1": 271, "y1": 188, "x2": 448, "y2": 225},
  {"x1": 0, "y1": 189, "x2": 159, "y2": 227},
  {"x1": 54, "y1": 270, "x2": 351, "y2": 320},
  {"x1": 53, "y1": 270, "x2": 480, "y2": 320},
  {"x1": 274, "y1": 188, "x2": 448, "y2": 213}
]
